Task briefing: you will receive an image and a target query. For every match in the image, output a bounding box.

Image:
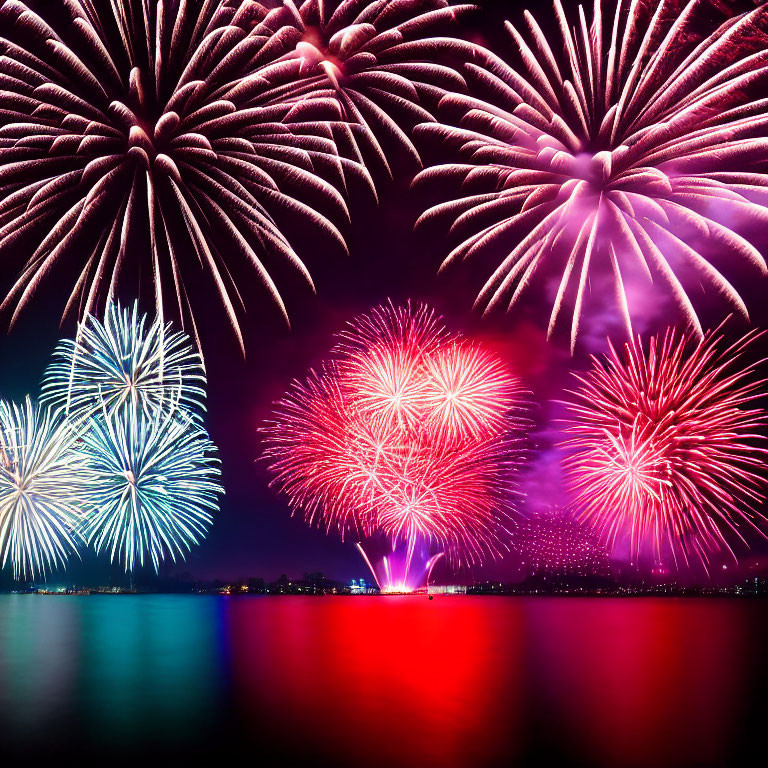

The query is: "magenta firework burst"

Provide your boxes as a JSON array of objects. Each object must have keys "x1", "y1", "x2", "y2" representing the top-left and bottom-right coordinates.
[
  {"x1": 263, "y1": 303, "x2": 529, "y2": 566},
  {"x1": 415, "y1": 0, "x2": 768, "y2": 349},
  {"x1": 560, "y1": 327, "x2": 768, "y2": 568}
]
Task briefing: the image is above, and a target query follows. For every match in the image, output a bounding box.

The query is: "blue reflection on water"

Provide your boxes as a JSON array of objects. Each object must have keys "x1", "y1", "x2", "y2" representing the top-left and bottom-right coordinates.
[{"x1": 0, "y1": 595, "x2": 224, "y2": 751}]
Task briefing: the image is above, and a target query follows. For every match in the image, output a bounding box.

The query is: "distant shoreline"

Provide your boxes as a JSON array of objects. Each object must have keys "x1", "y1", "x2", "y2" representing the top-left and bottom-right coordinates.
[{"x1": 3, "y1": 590, "x2": 768, "y2": 599}]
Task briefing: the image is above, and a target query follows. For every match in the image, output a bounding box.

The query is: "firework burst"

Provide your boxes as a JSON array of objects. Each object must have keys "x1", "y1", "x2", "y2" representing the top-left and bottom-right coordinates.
[
  {"x1": 41, "y1": 300, "x2": 205, "y2": 421},
  {"x1": 415, "y1": 0, "x2": 768, "y2": 350},
  {"x1": 0, "y1": 398, "x2": 86, "y2": 579},
  {"x1": 0, "y1": 0, "x2": 359, "y2": 349},
  {"x1": 76, "y1": 402, "x2": 223, "y2": 572},
  {"x1": 264, "y1": 302, "x2": 529, "y2": 566},
  {"x1": 227, "y1": 0, "x2": 476, "y2": 180},
  {"x1": 560, "y1": 327, "x2": 768, "y2": 568},
  {"x1": 514, "y1": 506, "x2": 610, "y2": 577}
]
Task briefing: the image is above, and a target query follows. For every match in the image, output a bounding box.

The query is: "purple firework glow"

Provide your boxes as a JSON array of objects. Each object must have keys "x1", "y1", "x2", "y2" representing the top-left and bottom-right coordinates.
[{"x1": 415, "y1": 0, "x2": 768, "y2": 350}]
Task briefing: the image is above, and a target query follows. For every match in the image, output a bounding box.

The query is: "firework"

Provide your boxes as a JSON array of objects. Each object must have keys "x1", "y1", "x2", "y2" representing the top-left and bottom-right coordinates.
[
  {"x1": 0, "y1": 0, "x2": 357, "y2": 349},
  {"x1": 335, "y1": 302, "x2": 449, "y2": 430},
  {"x1": 228, "y1": 0, "x2": 476, "y2": 178},
  {"x1": 560, "y1": 327, "x2": 768, "y2": 567},
  {"x1": 76, "y1": 403, "x2": 223, "y2": 572},
  {"x1": 0, "y1": 398, "x2": 86, "y2": 579},
  {"x1": 264, "y1": 302, "x2": 528, "y2": 567},
  {"x1": 356, "y1": 539, "x2": 444, "y2": 593},
  {"x1": 415, "y1": 0, "x2": 768, "y2": 349},
  {"x1": 41, "y1": 300, "x2": 205, "y2": 422},
  {"x1": 513, "y1": 507, "x2": 610, "y2": 577}
]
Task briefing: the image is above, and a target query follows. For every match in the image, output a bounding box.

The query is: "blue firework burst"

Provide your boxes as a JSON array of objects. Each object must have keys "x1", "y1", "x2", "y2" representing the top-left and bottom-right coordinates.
[
  {"x1": 76, "y1": 402, "x2": 223, "y2": 572},
  {"x1": 42, "y1": 301, "x2": 206, "y2": 422}
]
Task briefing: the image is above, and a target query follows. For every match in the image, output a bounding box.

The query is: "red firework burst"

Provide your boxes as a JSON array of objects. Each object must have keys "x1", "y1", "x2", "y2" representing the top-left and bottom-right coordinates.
[
  {"x1": 263, "y1": 303, "x2": 529, "y2": 565},
  {"x1": 560, "y1": 327, "x2": 768, "y2": 568}
]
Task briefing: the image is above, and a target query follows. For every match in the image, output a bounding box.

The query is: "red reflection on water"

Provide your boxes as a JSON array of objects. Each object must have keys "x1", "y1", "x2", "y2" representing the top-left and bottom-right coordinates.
[
  {"x1": 525, "y1": 599, "x2": 749, "y2": 767},
  {"x1": 227, "y1": 596, "x2": 524, "y2": 766},
  {"x1": 225, "y1": 597, "x2": 757, "y2": 767}
]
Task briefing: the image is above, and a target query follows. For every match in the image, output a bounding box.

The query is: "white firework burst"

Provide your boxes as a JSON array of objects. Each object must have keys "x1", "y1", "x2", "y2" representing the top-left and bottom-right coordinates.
[
  {"x1": 0, "y1": 398, "x2": 87, "y2": 579},
  {"x1": 41, "y1": 300, "x2": 206, "y2": 421},
  {"x1": 0, "y1": 0, "x2": 359, "y2": 349}
]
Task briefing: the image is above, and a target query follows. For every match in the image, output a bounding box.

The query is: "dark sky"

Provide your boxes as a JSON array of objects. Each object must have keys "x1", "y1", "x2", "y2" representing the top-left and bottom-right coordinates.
[{"x1": 1, "y1": 0, "x2": 767, "y2": 587}]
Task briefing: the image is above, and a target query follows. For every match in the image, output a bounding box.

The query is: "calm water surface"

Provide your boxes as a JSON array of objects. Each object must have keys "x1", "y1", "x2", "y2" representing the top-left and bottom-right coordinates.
[{"x1": 0, "y1": 595, "x2": 764, "y2": 766}]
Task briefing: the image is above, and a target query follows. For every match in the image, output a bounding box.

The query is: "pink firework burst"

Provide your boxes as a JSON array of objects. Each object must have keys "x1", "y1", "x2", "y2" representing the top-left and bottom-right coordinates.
[
  {"x1": 415, "y1": 0, "x2": 768, "y2": 350},
  {"x1": 560, "y1": 326, "x2": 768, "y2": 568},
  {"x1": 263, "y1": 302, "x2": 529, "y2": 566},
  {"x1": 224, "y1": 0, "x2": 478, "y2": 180}
]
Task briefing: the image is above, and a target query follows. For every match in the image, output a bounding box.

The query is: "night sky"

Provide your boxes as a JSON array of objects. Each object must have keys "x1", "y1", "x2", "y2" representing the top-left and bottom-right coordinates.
[{"x1": 1, "y1": 0, "x2": 767, "y2": 587}]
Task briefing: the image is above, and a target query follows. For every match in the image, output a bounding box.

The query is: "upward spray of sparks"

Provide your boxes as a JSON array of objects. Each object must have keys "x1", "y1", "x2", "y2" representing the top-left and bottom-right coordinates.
[{"x1": 263, "y1": 302, "x2": 530, "y2": 589}]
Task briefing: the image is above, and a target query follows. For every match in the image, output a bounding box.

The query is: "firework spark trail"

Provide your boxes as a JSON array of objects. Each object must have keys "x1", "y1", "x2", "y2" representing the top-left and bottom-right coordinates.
[
  {"x1": 41, "y1": 300, "x2": 206, "y2": 421},
  {"x1": 76, "y1": 401, "x2": 223, "y2": 572},
  {"x1": 513, "y1": 506, "x2": 611, "y2": 577},
  {"x1": 264, "y1": 302, "x2": 529, "y2": 566},
  {"x1": 0, "y1": 398, "x2": 87, "y2": 579},
  {"x1": 415, "y1": 0, "x2": 768, "y2": 350},
  {"x1": 560, "y1": 326, "x2": 768, "y2": 568}
]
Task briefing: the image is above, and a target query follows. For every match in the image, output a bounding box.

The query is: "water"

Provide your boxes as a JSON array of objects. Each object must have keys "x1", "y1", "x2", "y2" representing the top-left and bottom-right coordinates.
[{"x1": 0, "y1": 595, "x2": 765, "y2": 766}]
